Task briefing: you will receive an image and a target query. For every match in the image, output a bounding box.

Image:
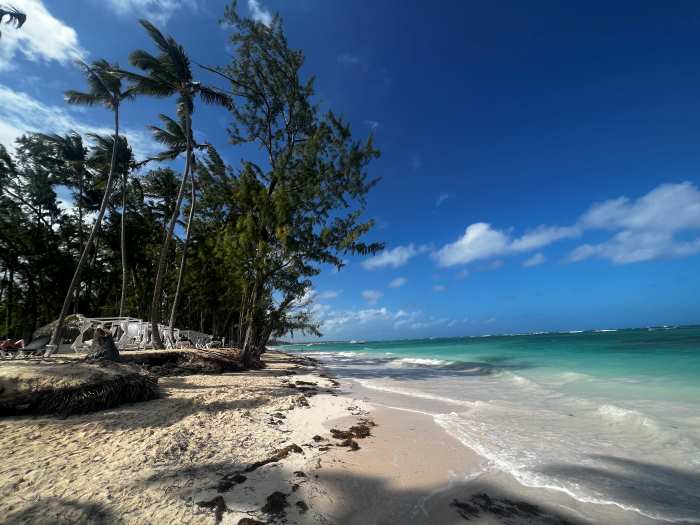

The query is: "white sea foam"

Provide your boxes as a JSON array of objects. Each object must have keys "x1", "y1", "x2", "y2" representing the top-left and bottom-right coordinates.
[
  {"x1": 302, "y1": 335, "x2": 700, "y2": 522},
  {"x1": 352, "y1": 378, "x2": 474, "y2": 407},
  {"x1": 392, "y1": 357, "x2": 451, "y2": 367}
]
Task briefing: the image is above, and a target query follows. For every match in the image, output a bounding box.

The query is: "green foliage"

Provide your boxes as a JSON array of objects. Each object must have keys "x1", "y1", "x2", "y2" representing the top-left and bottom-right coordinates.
[{"x1": 1, "y1": 4, "x2": 381, "y2": 358}]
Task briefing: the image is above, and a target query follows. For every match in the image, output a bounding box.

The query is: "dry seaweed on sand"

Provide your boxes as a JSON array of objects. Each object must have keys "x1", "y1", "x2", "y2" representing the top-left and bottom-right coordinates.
[
  {"x1": 0, "y1": 360, "x2": 159, "y2": 417},
  {"x1": 218, "y1": 444, "x2": 304, "y2": 492},
  {"x1": 450, "y1": 493, "x2": 575, "y2": 524},
  {"x1": 262, "y1": 491, "x2": 289, "y2": 516},
  {"x1": 330, "y1": 422, "x2": 374, "y2": 440},
  {"x1": 197, "y1": 495, "x2": 229, "y2": 524}
]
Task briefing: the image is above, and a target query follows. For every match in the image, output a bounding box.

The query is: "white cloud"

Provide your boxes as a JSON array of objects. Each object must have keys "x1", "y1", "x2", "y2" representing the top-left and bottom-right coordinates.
[
  {"x1": 435, "y1": 182, "x2": 700, "y2": 268},
  {"x1": 317, "y1": 289, "x2": 342, "y2": 300},
  {"x1": 337, "y1": 53, "x2": 362, "y2": 66},
  {"x1": 0, "y1": 0, "x2": 86, "y2": 71},
  {"x1": 247, "y1": 0, "x2": 272, "y2": 26},
  {"x1": 362, "y1": 243, "x2": 430, "y2": 270},
  {"x1": 364, "y1": 120, "x2": 380, "y2": 131},
  {"x1": 434, "y1": 222, "x2": 579, "y2": 267},
  {"x1": 0, "y1": 84, "x2": 159, "y2": 159},
  {"x1": 432, "y1": 284, "x2": 446, "y2": 292},
  {"x1": 434, "y1": 223, "x2": 509, "y2": 267},
  {"x1": 102, "y1": 0, "x2": 196, "y2": 25},
  {"x1": 523, "y1": 252, "x2": 546, "y2": 267},
  {"x1": 362, "y1": 289, "x2": 383, "y2": 305},
  {"x1": 436, "y1": 193, "x2": 449, "y2": 207},
  {"x1": 570, "y1": 182, "x2": 700, "y2": 264},
  {"x1": 388, "y1": 277, "x2": 407, "y2": 288},
  {"x1": 510, "y1": 225, "x2": 580, "y2": 252},
  {"x1": 320, "y1": 306, "x2": 391, "y2": 329}
]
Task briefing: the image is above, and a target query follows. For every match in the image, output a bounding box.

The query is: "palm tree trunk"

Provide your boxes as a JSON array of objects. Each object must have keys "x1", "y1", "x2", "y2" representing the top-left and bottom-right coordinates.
[
  {"x1": 167, "y1": 166, "x2": 195, "y2": 336},
  {"x1": 149, "y1": 110, "x2": 192, "y2": 349},
  {"x1": 119, "y1": 167, "x2": 128, "y2": 317},
  {"x1": 46, "y1": 107, "x2": 120, "y2": 355},
  {"x1": 74, "y1": 166, "x2": 84, "y2": 314}
]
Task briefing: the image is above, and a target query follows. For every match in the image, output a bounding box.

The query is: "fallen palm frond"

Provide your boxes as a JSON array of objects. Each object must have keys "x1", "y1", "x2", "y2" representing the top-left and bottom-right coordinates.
[
  {"x1": 0, "y1": 359, "x2": 159, "y2": 417},
  {"x1": 119, "y1": 347, "x2": 243, "y2": 375}
]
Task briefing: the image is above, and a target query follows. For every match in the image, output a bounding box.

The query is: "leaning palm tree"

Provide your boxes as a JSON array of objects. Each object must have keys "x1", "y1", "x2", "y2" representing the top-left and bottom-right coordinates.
[
  {"x1": 37, "y1": 132, "x2": 88, "y2": 313},
  {"x1": 38, "y1": 132, "x2": 87, "y2": 252},
  {"x1": 46, "y1": 60, "x2": 134, "y2": 355},
  {"x1": 148, "y1": 114, "x2": 218, "y2": 339},
  {"x1": 122, "y1": 20, "x2": 231, "y2": 348},
  {"x1": 87, "y1": 133, "x2": 135, "y2": 318},
  {"x1": 0, "y1": 6, "x2": 25, "y2": 39}
]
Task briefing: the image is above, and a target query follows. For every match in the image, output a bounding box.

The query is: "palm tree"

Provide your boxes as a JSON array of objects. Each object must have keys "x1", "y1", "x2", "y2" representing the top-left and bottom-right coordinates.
[
  {"x1": 46, "y1": 60, "x2": 134, "y2": 355},
  {"x1": 37, "y1": 132, "x2": 87, "y2": 252},
  {"x1": 123, "y1": 20, "x2": 231, "y2": 348},
  {"x1": 87, "y1": 133, "x2": 135, "y2": 317},
  {"x1": 37, "y1": 132, "x2": 88, "y2": 313},
  {"x1": 0, "y1": 6, "x2": 25, "y2": 39},
  {"x1": 148, "y1": 114, "x2": 204, "y2": 339}
]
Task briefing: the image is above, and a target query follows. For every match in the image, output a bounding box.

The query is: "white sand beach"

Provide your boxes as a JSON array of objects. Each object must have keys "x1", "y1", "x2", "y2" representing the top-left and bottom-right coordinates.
[{"x1": 0, "y1": 351, "x2": 691, "y2": 525}]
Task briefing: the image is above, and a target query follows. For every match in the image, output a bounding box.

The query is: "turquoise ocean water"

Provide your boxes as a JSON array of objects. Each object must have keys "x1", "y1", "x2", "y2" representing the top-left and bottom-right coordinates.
[{"x1": 285, "y1": 326, "x2": 700, "y2": 522}]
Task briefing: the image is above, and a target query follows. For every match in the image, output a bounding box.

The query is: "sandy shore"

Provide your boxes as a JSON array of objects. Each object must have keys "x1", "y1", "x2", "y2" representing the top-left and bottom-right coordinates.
[
  {"x1": 0, "y1": 350, "x2": 676, "y2": 524},
  {"x1": 0, "y1": 351, "x2": 364, "y2": 524}
]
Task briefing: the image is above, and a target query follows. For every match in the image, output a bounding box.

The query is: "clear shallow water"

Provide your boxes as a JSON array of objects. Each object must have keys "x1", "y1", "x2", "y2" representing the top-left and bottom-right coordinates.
[{"x1": 285, "y1": 326, "x2": 700, "y2": 523}]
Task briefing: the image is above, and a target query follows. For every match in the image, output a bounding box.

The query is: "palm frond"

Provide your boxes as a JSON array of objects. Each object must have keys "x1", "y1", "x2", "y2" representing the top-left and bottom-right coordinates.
[
  {"x1": 138, "y1": 19, "x2": 172, "y2": 55},
  {"x1": 198, "y1": 85, "x2": 233, "y2": 109},
  {"x1": 64, "y1": 90, "x2": 98, "y2": 106},
  {"x1": 0, "y1": 6, "x2": 26, "y2": 39}
]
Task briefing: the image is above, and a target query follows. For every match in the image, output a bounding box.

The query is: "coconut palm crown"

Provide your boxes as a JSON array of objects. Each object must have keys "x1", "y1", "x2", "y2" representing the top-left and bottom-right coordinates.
[{"x1": 122, "y1": 19, "x2": 231, "y2": 348}]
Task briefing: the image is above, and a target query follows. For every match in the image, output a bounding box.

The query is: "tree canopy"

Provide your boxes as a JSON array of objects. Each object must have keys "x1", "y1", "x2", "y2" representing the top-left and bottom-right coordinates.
[{"x1": 0, "y1": 2, "x2": 381, "y2": 364}]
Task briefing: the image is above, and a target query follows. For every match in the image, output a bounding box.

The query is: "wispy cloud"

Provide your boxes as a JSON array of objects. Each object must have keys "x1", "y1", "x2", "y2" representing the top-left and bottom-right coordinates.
[
  {"x1": 432, "y1": 284, "x2": 447, "y2": 292},
  {"x1": 337, "y1": 53, "x2": 363, "y2": 66},
  {"x1": 362, "y1": 243, "x2": 431, "y2": 270},
  {"x1": 568, "y1": 182, "x2": 700, "y2": 264},
  {"x1": 0, "y1": 0, "x2": 85, "y2": 71},
  {"x1": 388, "y1": 277, "x2": 407, "y2": 288},
  {"x1": 102, "y1": 0, "x2": 197, "y2": 25},
  {"x1": 365, "y1": 120, "x2": 380, "y2": 131},
  {"x1": 523, "y1": 252, "x2": 546, "y2": 267},
  {"x1": 247, "y1": 0, "x2": 272, "y2": 26},
  {"x1": 316, "y1": 289, "x2": 342, "y2": 300},
  {"x1": 0, "y1": 85, "x2": 160, "y2": 160},
  {"x1": 436, "y1": 193, "x2": 450, "y2": 207},
  {"x1": 362, "y1": 289, "x2": 383, "y2": 305}
]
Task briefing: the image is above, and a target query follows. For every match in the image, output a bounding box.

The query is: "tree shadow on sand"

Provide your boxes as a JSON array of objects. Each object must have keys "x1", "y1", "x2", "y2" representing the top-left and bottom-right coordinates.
[
  {"x1": 536, "y1": 455, "x2": 700, "y2": 523},
  {"x1": 4, "y1": 497, "x2": 119, "y2": 525},
  {"x1": 131, "y1": 457, "x2": 589, "y2": 525}
]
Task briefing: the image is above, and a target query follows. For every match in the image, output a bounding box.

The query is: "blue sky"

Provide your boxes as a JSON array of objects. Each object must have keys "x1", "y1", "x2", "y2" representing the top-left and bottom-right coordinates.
[{"x1": 2, "y1": 1, "x2": 700, "y2": 340}]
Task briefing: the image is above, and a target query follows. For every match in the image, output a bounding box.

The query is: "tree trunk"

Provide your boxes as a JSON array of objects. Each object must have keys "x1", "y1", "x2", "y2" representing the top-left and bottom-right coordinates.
[
  {"x1": 149, "y1": 110, "x2": 192, "y2": 349},
  {"x1": 47, "y1": 107, "x2": 121, "y2": 355},
  {"x1": 167, "y1": 162, "x2": 195, "y2": 336},
  {"x1": 75, "y1": 165, "x2": 84, "y2": 314},
  {"x1": 5, "y1": 266, "x2": 14, "y2": 336},
  {"x1": 119, "y1": 166, "x2": 128, "y2": 317},
  {"x1": 240, "y1": 280, "x2": 263, "y2": 368}
]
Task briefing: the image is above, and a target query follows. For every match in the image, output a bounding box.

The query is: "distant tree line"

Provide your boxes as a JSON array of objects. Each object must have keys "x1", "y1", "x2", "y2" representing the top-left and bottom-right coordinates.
[{"x1": 0, "y1": 2, "x2": 381, "y2": 366}]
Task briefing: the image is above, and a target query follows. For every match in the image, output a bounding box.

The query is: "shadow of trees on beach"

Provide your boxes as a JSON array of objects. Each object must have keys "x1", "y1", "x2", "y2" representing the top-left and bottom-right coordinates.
[
  {"x1": 4, "y1": 497, "x2": 119, "y2": 525},
  {"x1": 128, "y1": 456, "x2": 588, "y2": 525},
  {"x1": 536, "y1": 455, "x2": 700, "y2": 523},
  {"x1": 126, "y1": 448, "x2": 700, "y2": 525}
]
